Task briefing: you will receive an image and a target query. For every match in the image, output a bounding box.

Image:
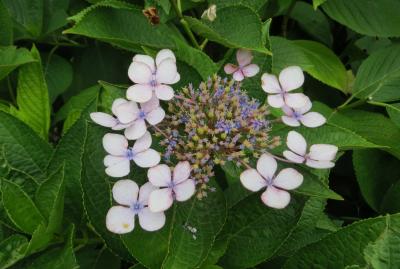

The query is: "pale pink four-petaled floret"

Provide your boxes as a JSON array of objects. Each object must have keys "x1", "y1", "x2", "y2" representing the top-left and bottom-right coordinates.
[
  {"x1": 224, "y1": 49, "x2": 260, "y2": 81},
  {"x1": 106, "y1": 180, "x2": 166, "y2": 234},
  {"x1": 261, "y1": 66, "x2": 309, "y2": 109},
  {"x1": 240, "y1": 154, "x2": 303, "y2": 209},
  {"x1": 102, "y1": 132, "x2": 160, "y2": 177},
  {"x1": 126, "y1": 49, "x2": 180, "y2": 103},
  {"x1": 147, "y1": 161, "x2": 196, "y2": 212},
  {"x1": 283, "y1": 131, "x2": 338, "y2": 169},
  {"x1": 281, "y1": 98, "x2": 326, "y2": 128}
]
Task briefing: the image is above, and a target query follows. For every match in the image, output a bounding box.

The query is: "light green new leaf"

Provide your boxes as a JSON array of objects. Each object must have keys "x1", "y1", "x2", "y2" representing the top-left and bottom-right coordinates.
[
  {"x1": 313, "y1": 0, "x2": 326, "y2": 9},
  {"x1": 322, "y1": 0, "x2": 400, "y2": 37},
  {"x1": 11, "y1": 46, "x2": 50, "y2": 140},
  {"x1": 1, "y1": 179, "x2": 44, "y2": 234},
  {"x1": 185, "y1": 5, "x2": 271, "y2": 54},
  {"x1": 352, "y1": 45, "x2": 400, "y2": 102},
  {"x1": 271, "y1": 37, "x2": 348, "y2": 93},
  {"x1": 0, "y1": 46, "x2": 35, "y2": 81},
  {"x1": 364, "y1": 217, "x2": 400, "y2": 268},
  {"x1": 0, "y1": 234, "x2": 28, "y2": 268},
  {"x1": 283, "y1": 214, "x2": 400, "y2": 268}
]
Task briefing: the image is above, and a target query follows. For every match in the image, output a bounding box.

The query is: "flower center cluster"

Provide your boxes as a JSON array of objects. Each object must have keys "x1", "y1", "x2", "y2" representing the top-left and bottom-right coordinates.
[{"x1": 155, "y1": 75, "x2": 280, "y2": 198}]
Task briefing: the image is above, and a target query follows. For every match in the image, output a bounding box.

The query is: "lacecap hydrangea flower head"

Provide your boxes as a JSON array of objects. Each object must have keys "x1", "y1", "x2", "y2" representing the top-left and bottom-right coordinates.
[{"x1": 90, "y1": 48, "x2": 337, "y2": 234}]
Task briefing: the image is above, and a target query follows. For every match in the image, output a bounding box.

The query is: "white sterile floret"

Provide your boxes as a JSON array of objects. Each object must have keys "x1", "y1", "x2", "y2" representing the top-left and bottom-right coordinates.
[
  {"x1": 90, "y1": 98, "x2": 133, "y2": 130},
  {"x1": 113, "y1": 95, "x2": 165, "y2": 140},
  {"x1": 283, "y1": 131, "x2": 338, "y2": 169},
  {"x1": 240, "y1": 154, "x2": 303, "y2": 209},
  {"x1": 261, "y1": 66, "x2": 308, "y2": 109},
  {"x1": 224, "y1": 49, "x2": 260, "y2": 81},
  {"x1": 281, "y1": 98, "x2": 326, "y2": 128},
  {"x1": 147, "y1": 161, "x2": 196, "y2": 212},
  {"x1": 106, "y1": 180, "x2": 166, "y2": 234},
  {"x1": 103, "y1": 132, "x2": 160, "y2": 177},
  {"x1": 127, "y1": 49, "x2": 180, "y2": 103}
]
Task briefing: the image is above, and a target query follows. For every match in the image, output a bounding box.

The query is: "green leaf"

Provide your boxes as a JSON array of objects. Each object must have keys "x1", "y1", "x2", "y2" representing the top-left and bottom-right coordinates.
[
  {"x1": 160, "y1": 184, "x2": 226, "y2": 269},
  {"x1": 48, "y1": 99, "x2": 96, "y2": 224},
  {"x1": 385, "y1": 103, "x2": 400, "y2": 128},
  {"x1": 42, "y1": 0, "x2": 69, "y2": 35},
  {"x1": 352, "y1": 45, "x2": 400, "y2": 102},
  {"x1": 271, "y1": 37, "x2": 348, "y2": 93},
  {"x1": 312, "y1": 0, "x2": 326, "y2": 9},
  {"x1": 0, "y1": 1, "x2": 13, "y2": 45},
  {"x1": 290, "y1": 2, "x2": 332, "y2": 46},
  {"x1": 1, "y1": 179, "x2": 44, "y2": 234},
  {"x1": 0, "y1": 46, "x2": 35, "y2": 81},
  {"x1": 322, "y1": 0, "x2": 400, "y2": 37},
  {"x1": 185, "y1": 5, "x2": 271, "y2": 54},
  {"x1": 11, "y1": 45, "x2": 50, "y2": 140},
  {"x1": 81, "y1": 123, "x2": 133, "y2": 262},
  {"x1": 2, "y1": 0, "x2": 43, "y2": 39},
  {"x1": 210, "y1": 0, "x2": 268, "y2": 10},
  {"x1": 43, "y1": 53, "x2": 73, "y2": 103},
  {"x1": 353, "y1": 149, "x2": 400, "y2": 213},
  {"x1": 363, "y1": 216, "x2": 400, "y2": 269},
  {"x1": 76, "y1": 246, "x2": 121, "y2": 269},
  {"x1": 64, "y1": 1, "x2": 176, "y2": 51},
  {"x1": 219, "y1": 195, "x2": 307, "y2": 268},
  {"x1": 0, "y1": 234, "x2": 28, "y2": 268},
  {"x1": 18, "y1": 225, "x2": 79, "y2": 269},
  {"x1": 283, "y1": 214, "x2": 400, "y2": 268}
]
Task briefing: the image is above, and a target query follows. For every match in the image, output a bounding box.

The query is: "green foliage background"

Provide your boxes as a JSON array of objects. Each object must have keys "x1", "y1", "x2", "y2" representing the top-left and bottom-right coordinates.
[{"x1": 0, "y1": 0, "x2": 400, "y2": 268}]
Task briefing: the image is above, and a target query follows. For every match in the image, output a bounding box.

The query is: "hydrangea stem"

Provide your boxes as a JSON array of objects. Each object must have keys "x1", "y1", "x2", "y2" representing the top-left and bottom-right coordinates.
[{"x1": 170, "y1": 0, "x2": 201, "y2": 50}]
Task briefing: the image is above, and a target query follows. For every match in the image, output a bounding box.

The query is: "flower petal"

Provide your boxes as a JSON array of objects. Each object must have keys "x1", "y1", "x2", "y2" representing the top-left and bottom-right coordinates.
[
  {"x1": 146, "y1": 107, "x2": 165, "y2": 125},
  {"x1": 174, "y1": 179, "x2": 196, "y2": 202},
  {"x1": 132, "y1": 131, "x2": 152, "y2": 153},
  {"x1": 114, "y1": 101, "x2": 139, "y2": 124},
  {"x1": 106, "y1": 206, "x2": 135, "y2": 234},
  {"x1": 147, "y1": 164, "x2": 171, "y2": 187},
  {"x1": 242, "y1": 64, "x2": 259, "y2": 77},
  {"x1": 104, "y1": 155, "x2": 126, "y2": 167},
  {"x1": 148, "y1": 188, "x2": 173, "y2": 212},
  {"x1": 279, "y1": 66, "x2": 304, "y2": 92},
  {"x1": 267, "y1": 94, "x2": 285, "y2": 108},
  {"x1": 105, "y1": 158, "x2": 130, "y2": 178},
  {"x1": 308, "y1": 144, "x2": 338, "y2": 161},
  {"x1": 256, "y1": 154, "x2": 277, "y2": 180},
  {"x1": 141, "y1": 95, "x2": 160, "y2": 113},
  {"x1": 126, "y1": 84, "x2": 153, "y2": 103},
  {"x1": 273, "y1": 168, "x2": 303, "y2": 190},
  {"x1": 156, "y1": 49, "x2": 176, "y2": 66},
  {"x1": 154, "y1": 84, "x2": 174, "y2": 101},
  {"x1": 240, "y1": 168, "x2": 266, "y2": 192},
  {"x1": 233, "y1": 70, "x2": 245, "y2": 81},
  {"x1": 103, "y1": 133, "x2": 128, "y2": 155},
  {"x1": 124, "y1": 119, "x2": 147, "y2": 140},
  {"x1": 171, "y1": 73, "x2": 180, "y2": 84},
  {"x1": 283, "y1": 150, "x2": 305, "y2": 163},
  {"x1": 133, "y1": 149, "x2": 160, "y2": 168},
  {"x1": 133, "y1": 54, "x2": 155, "y2": 72},
  {"x1": 173, "y1": 161, "x2": 191, "y2": 184},
  {"x1": 261, "y1": 73, "x2": 281, "y2": 94},
  {"x1": 112, "y1": 122, "x2": 131, "y2": 131},
  {"x1": 286, "y1": 131, "x2": 307, "y2": 156},
  {"x1": 300, "y1": 112, "x2": 326, "y2": 128},
  {"x1": 138, "y1": 207, "x2": 166, "y2": 231},
  {"x1": 128, "y1": 61, "x2": 153, "y2": 84},
  {"x1": 90, "y1": 112, "x2": 117, "y2": 128},
  {"x1": 156, "y1": 58, "x2": 178, "y2": 84},
  {"x1": 138, "y1": 182, "x2": 158, "y2": 205},
  {"x1": 112, "y1": 179, "x2": 139, "y2": 206},
  {"x1": 295, "y1": 97, "x2": 312, "y2": 114},
  {"x1": 111, "y1": 98, "x2": 128, "y2": 115},
  {"x1": 224, "y1": 63, "x2": 238, "y2": 74},
  {"x1": 305, "y1": 159, "x2": 335, "y2": 169},
  {"x1": 284, "y1": 93, "x2": 309, "y2": 108},
  {"x1": 261, "y1": 186, "x2": 291, "y2": 209},
  {"x1": 236, "y1": 49, "x2": 253, "y2": 66},
  {"x1": 281, "y1": 116, "x2": 301, "y2": 127}
]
